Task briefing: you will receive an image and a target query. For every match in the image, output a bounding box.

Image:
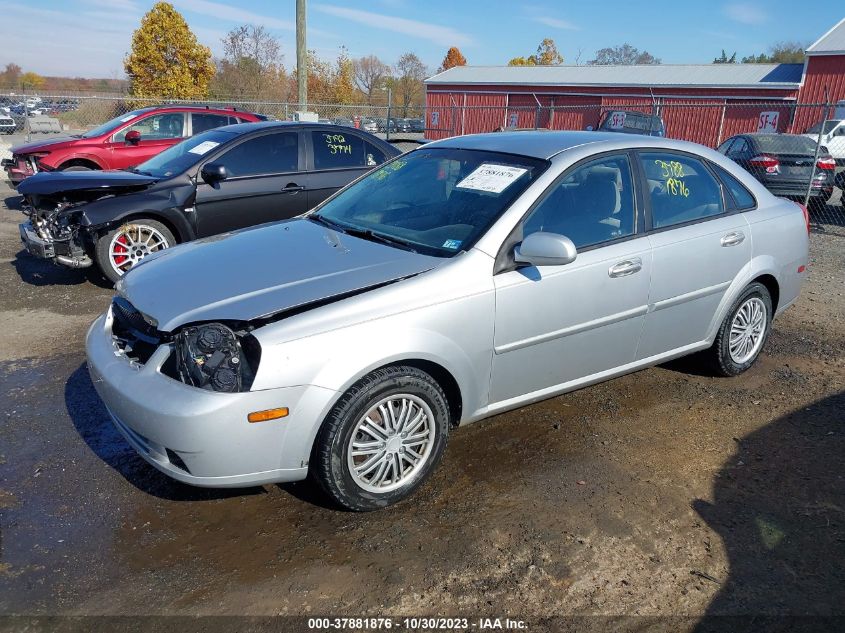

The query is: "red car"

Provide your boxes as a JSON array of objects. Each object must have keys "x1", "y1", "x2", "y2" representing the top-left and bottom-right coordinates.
[{"x1": 2, "y1": 105, "x2": 262, "y2": 186}]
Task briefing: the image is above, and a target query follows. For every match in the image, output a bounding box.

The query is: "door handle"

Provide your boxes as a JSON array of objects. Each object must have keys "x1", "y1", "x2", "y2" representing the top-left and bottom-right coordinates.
[
  {"x1": 281, "y1": 183, "x2": 304, "y2": 193},
  {"x1": 721, "y1": 231, "x2": 745, "y2": 247},
  {"x1": 608, "y1": 258, "x2": 642, "y2": 278}
]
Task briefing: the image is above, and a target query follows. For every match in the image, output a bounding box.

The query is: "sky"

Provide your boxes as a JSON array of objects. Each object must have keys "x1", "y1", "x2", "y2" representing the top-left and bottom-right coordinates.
[{"x1": 0, "y1": 0, "x2": 837, "y2": 78}]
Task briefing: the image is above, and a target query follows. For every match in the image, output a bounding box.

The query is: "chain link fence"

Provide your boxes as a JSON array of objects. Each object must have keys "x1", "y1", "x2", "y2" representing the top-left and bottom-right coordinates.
[{"x1": 2, "y1": 92, "x2": 843, "y2": 228}]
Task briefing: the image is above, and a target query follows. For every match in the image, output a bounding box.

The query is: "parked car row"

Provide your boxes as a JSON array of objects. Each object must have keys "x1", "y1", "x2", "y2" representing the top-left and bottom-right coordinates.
[
  {"x1": 15, "y1": 121, "x2": 400, "y2": 281},
  {"x1": 315, "y1": 116, "x2": 425, "y2": 134}
]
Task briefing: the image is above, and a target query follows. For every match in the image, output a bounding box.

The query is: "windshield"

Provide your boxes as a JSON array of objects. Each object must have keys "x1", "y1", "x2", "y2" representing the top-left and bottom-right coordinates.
[
  {"x1": 80, "y1": 109, "x2": 150, "y2": 138},
  {"x1": 133, "y1": 129, "x2": 237, "y2": 178},
  {"x1": 754, "y1": 134, "x2": 819, "y2": 155},
  {"x1": 311, "y1": 148, "x2": 548, "y2": 257}
]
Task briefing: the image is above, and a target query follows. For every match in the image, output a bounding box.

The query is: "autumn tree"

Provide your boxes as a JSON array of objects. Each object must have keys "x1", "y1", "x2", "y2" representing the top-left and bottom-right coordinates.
[
  {"x1": 588, "y1": 44, "x2": 660, "y2": 65},
  {"x1": 507, "y1": 39, "x2": 564, "y2": 66},
  {"x1": 394, "y1": 52, "x2": 428, "y2": 115},
  {"x1": 124, "y1": 1, "x2": 215, "y2": 99},
  {"x1": 333, "y1": 46, "x2": 356, "y2": 104},
  {"x1": 0, "y1": 63, "x2": 22, "y2": 88},
  {"x1": 212, "y1": 24, "x2": 285, "y2": 99},
  {"x1": 439, "y1": 47, "x2": 467, "y2": 72},
  {"x1": 20, "y1": 71, "x2": 45, "y2": 90},
  {"x1": 741, "y1": 41, "x2": 806, "y2": 63},
  {"x1": 353, "y1": 55, "x2": 390, "y2": 104}
]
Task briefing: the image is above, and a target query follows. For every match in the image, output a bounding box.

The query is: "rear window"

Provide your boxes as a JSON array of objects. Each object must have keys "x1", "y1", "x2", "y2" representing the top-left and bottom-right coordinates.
[
  {"x1": 312, "y1": 131, "x2": 386, "y2": 170},
  {"x1": 753, "y1": 135, "x2": 818, "y2": 155}
]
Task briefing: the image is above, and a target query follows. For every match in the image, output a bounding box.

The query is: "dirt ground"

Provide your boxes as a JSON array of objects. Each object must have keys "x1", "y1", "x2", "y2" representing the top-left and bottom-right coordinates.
[{"x1": 0, "y1": 181, "x2": 843, "y2": 630}]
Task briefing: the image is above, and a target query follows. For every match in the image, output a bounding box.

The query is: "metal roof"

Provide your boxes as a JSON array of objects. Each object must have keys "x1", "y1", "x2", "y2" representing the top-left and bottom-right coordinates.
[
  {"x1": 807, "y1": 17, "x2": 845, "y2": 55},
  {"x1": 425, "y1": 130, "x2": 702, "y2": 160},
  {"x1": 425, "y1": 63, "x2": 804, "y2": 89}
]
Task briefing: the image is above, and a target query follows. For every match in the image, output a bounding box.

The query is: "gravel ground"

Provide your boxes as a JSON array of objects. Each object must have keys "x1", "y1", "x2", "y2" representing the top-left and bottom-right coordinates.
[{"x1": 0, "y1": 180, "x2": 843, "y2": 630}]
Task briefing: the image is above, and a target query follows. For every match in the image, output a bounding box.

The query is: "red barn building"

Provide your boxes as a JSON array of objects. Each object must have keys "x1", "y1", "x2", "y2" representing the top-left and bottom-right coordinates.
[{"x1": 424, "y1": 17, "x2": 845, "y2": 146}]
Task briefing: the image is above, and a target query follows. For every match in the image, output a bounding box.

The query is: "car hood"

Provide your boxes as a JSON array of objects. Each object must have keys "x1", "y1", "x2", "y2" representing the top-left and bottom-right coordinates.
[
  {"x1": 11, "y1": 136, "x2": 81, "y2": 154},
  {"x1": 17, "y1": 170, "x2": 159, "y2": 197},
  {"x1": 118, "y1": 218, "x2": 444, "y2": 331}
]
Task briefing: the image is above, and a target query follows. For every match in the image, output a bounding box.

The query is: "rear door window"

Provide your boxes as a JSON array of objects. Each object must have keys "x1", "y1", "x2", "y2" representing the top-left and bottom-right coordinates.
[
  {"x1": 312, "y1": 131, "x2": 384, "y2": 169},
  {"x1": 192, "y1": 113, "x2": 231, "y2": 134},
  {"x1": 216, "y1": 132, "x2": 299, "y2": 177},
  {"x1": 640, "y1": 152, "x2": 725, "y2": 229}
]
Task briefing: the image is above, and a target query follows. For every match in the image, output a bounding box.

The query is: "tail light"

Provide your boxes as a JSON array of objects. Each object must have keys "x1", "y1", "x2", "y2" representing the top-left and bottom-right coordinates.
[
  {"x1": 749, "y1": 155, "x2": 779, "y2": 173},
  {"x1": 797, "y1": 202, "x2": 810, "y2": 235},
  {"x1": 816, "y1": 156, "x2": 836, "y2": 171}
]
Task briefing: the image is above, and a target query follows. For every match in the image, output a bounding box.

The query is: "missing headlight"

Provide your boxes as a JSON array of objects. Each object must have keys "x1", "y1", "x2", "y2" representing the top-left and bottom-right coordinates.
[{"x1": 174, "y1": 323, "x2": 258, "y2": 393}]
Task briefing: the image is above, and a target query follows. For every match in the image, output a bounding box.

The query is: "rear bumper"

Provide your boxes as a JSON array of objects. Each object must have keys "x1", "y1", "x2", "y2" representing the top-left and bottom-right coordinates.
[
  {"x1": 85, "y1": 312, "x2": 338, "y2": 487},
  {"x1": 763, "y1": 183, "x2": 833, "y2": 199}
]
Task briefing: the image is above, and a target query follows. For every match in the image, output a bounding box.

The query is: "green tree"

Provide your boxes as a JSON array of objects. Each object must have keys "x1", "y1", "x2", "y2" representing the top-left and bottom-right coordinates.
[
  {"x1": 124, "y1": 1, "x2": 215, "y2": 99},
  {"x1": 589, "y1": 43, "x2": 660, "y2": 65},
  {"x1": 713, "y1": 49, "x2": 737, "y2": 64},
  {"x1": 507, "y1": 56, "x2": 535, "y2": 66},
  {"x1": 741, "y1": 41, "x2": 806, "y2": 63}
]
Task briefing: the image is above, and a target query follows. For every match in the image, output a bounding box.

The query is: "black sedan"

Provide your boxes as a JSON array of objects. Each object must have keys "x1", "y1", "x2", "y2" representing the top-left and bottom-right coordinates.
[
  {"x1": 717, "y1": 133, "x2": 835, "y2": 204},
  {"x1": 17, "y1": 122, "x2": 400, "y2": 282}
]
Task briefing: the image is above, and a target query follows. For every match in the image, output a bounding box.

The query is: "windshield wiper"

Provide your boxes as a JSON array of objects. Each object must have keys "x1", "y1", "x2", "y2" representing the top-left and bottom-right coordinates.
[
  {"x1": 309, "y1": 214, "x2": 349, "y2": 232},
  {"x1": 342, "y1": 226, "x2": 419, "y2": 253},
  {"x1": 309, "y1": 215, "x2": 418, "y2": 252}
]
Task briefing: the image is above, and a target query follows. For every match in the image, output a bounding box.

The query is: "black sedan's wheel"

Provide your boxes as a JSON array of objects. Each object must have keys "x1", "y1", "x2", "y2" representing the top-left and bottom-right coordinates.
[
  {"x1": 94, "y1": 219, "x2": 175, "y2": 283},
  {"x1": 707, "y1": 282, "x2": 772, "y2": 377},
  {"x1": 313, "y1": 366, "x2": 450, "y2": 511}
]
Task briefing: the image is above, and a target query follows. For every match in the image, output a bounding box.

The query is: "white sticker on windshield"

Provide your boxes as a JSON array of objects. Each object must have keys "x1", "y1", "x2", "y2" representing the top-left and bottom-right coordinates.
[
  {"x1": 120, "y1": 114, "x2": 138, "y2": 123},
  {"x1": 188, "y1": 140, "x2": 220, "y2": 155},
  {"x1": 455, "y1": 164, "x2": 528, "y2": 194}
]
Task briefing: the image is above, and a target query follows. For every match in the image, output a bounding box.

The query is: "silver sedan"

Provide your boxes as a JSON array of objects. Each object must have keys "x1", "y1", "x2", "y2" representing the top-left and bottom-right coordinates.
[{"x1": 86, "y1": 131, "x2": 809, "y2": 510}]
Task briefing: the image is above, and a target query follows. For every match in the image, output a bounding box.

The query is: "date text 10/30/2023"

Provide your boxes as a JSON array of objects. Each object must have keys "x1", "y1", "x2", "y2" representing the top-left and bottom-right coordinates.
[{"x1": 307, "y1": 617, "x2": 528, "y2": 630}]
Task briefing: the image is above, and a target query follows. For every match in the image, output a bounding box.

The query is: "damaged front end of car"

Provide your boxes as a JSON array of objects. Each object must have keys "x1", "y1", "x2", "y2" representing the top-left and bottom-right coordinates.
[
  {"x1": 110, "y1": 296, "x2": 262, "y2": 394},
  {"x1": 16, "y1": 171, "x2": 158, "y2": 269},
  {"x1": 19, "y1": 193, "x2": 94, "y2": 268}
]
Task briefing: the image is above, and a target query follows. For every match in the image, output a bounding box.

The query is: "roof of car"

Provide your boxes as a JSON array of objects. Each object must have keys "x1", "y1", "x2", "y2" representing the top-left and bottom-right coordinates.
[{"x1": 425, "y1": 130, "x2": 697, "y2": 159}]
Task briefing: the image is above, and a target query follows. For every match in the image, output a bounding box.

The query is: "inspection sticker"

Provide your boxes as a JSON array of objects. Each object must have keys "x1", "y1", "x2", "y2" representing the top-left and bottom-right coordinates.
[
  {"x1": 455, "y1": 164, "x2": 528, "y2": 194},
  {"x1": 442, "y1": 239, "x2": 462, "y2": 250},
  {"x1": 188, "y1": 140, "x2": 220, "y2": 155}
]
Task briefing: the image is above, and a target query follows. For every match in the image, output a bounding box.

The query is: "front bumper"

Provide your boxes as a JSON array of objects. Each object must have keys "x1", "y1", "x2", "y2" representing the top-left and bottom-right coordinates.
[
  {"x1": 85, "y1": 312, "x2": 338, "y2": 487},
  {"x1": 19, "y1": 221, "x2": 56, "y2": 259}
]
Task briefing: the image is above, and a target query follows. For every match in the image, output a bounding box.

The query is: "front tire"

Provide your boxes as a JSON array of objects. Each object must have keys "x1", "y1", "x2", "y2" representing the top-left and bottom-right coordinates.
[
  {"x1": 312, "y1": 366, "x2": 450, "y2": 511},
  {"x1": 707, "y1": 282, "x2": 772, "y2": 377},
  {"x1": 94, "y1": 219, "x2": 175, "y2": 283}
]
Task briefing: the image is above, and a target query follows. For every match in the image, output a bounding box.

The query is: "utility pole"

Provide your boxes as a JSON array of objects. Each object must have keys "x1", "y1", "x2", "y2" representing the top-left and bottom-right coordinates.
[{"x1": 296, "y1": 0, "x2": 307, "y2": 108}]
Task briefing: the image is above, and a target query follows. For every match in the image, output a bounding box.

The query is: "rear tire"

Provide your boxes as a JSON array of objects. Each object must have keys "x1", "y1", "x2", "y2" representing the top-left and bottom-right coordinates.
[
  {"x1": 706, "y1": 282, "x2": 772, "y2": 377},
  {"x1": 94, "y1": 218, "x2": 175, "y2": 284},
  {"x1": 312, "y1": 366, "x2": 450, "y2": 511}
]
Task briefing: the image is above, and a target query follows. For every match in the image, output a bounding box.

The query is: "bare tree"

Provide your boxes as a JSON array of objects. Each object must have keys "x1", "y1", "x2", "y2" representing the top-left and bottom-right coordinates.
[
  {"x1": 353, "y1": 55, "x2": 390, "y2": 105},
  {"x1": 214, "y1": 24, "x2": 285, "y2": 98},
  {"x1": 394, "y1": 52, "x2": 428, "y2": 115}
]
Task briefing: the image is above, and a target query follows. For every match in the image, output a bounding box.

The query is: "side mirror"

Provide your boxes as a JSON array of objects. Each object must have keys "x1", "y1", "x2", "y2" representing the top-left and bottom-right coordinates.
[
  {"x1": 124, "y1": 129, "x2": 141, "y2": 145},
  {"x1": 514, "y1": 232, "x2": 577, "y2": 267},
  {"x1": 200, "y1": 162, "x2": 228, "y2": 185}
]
